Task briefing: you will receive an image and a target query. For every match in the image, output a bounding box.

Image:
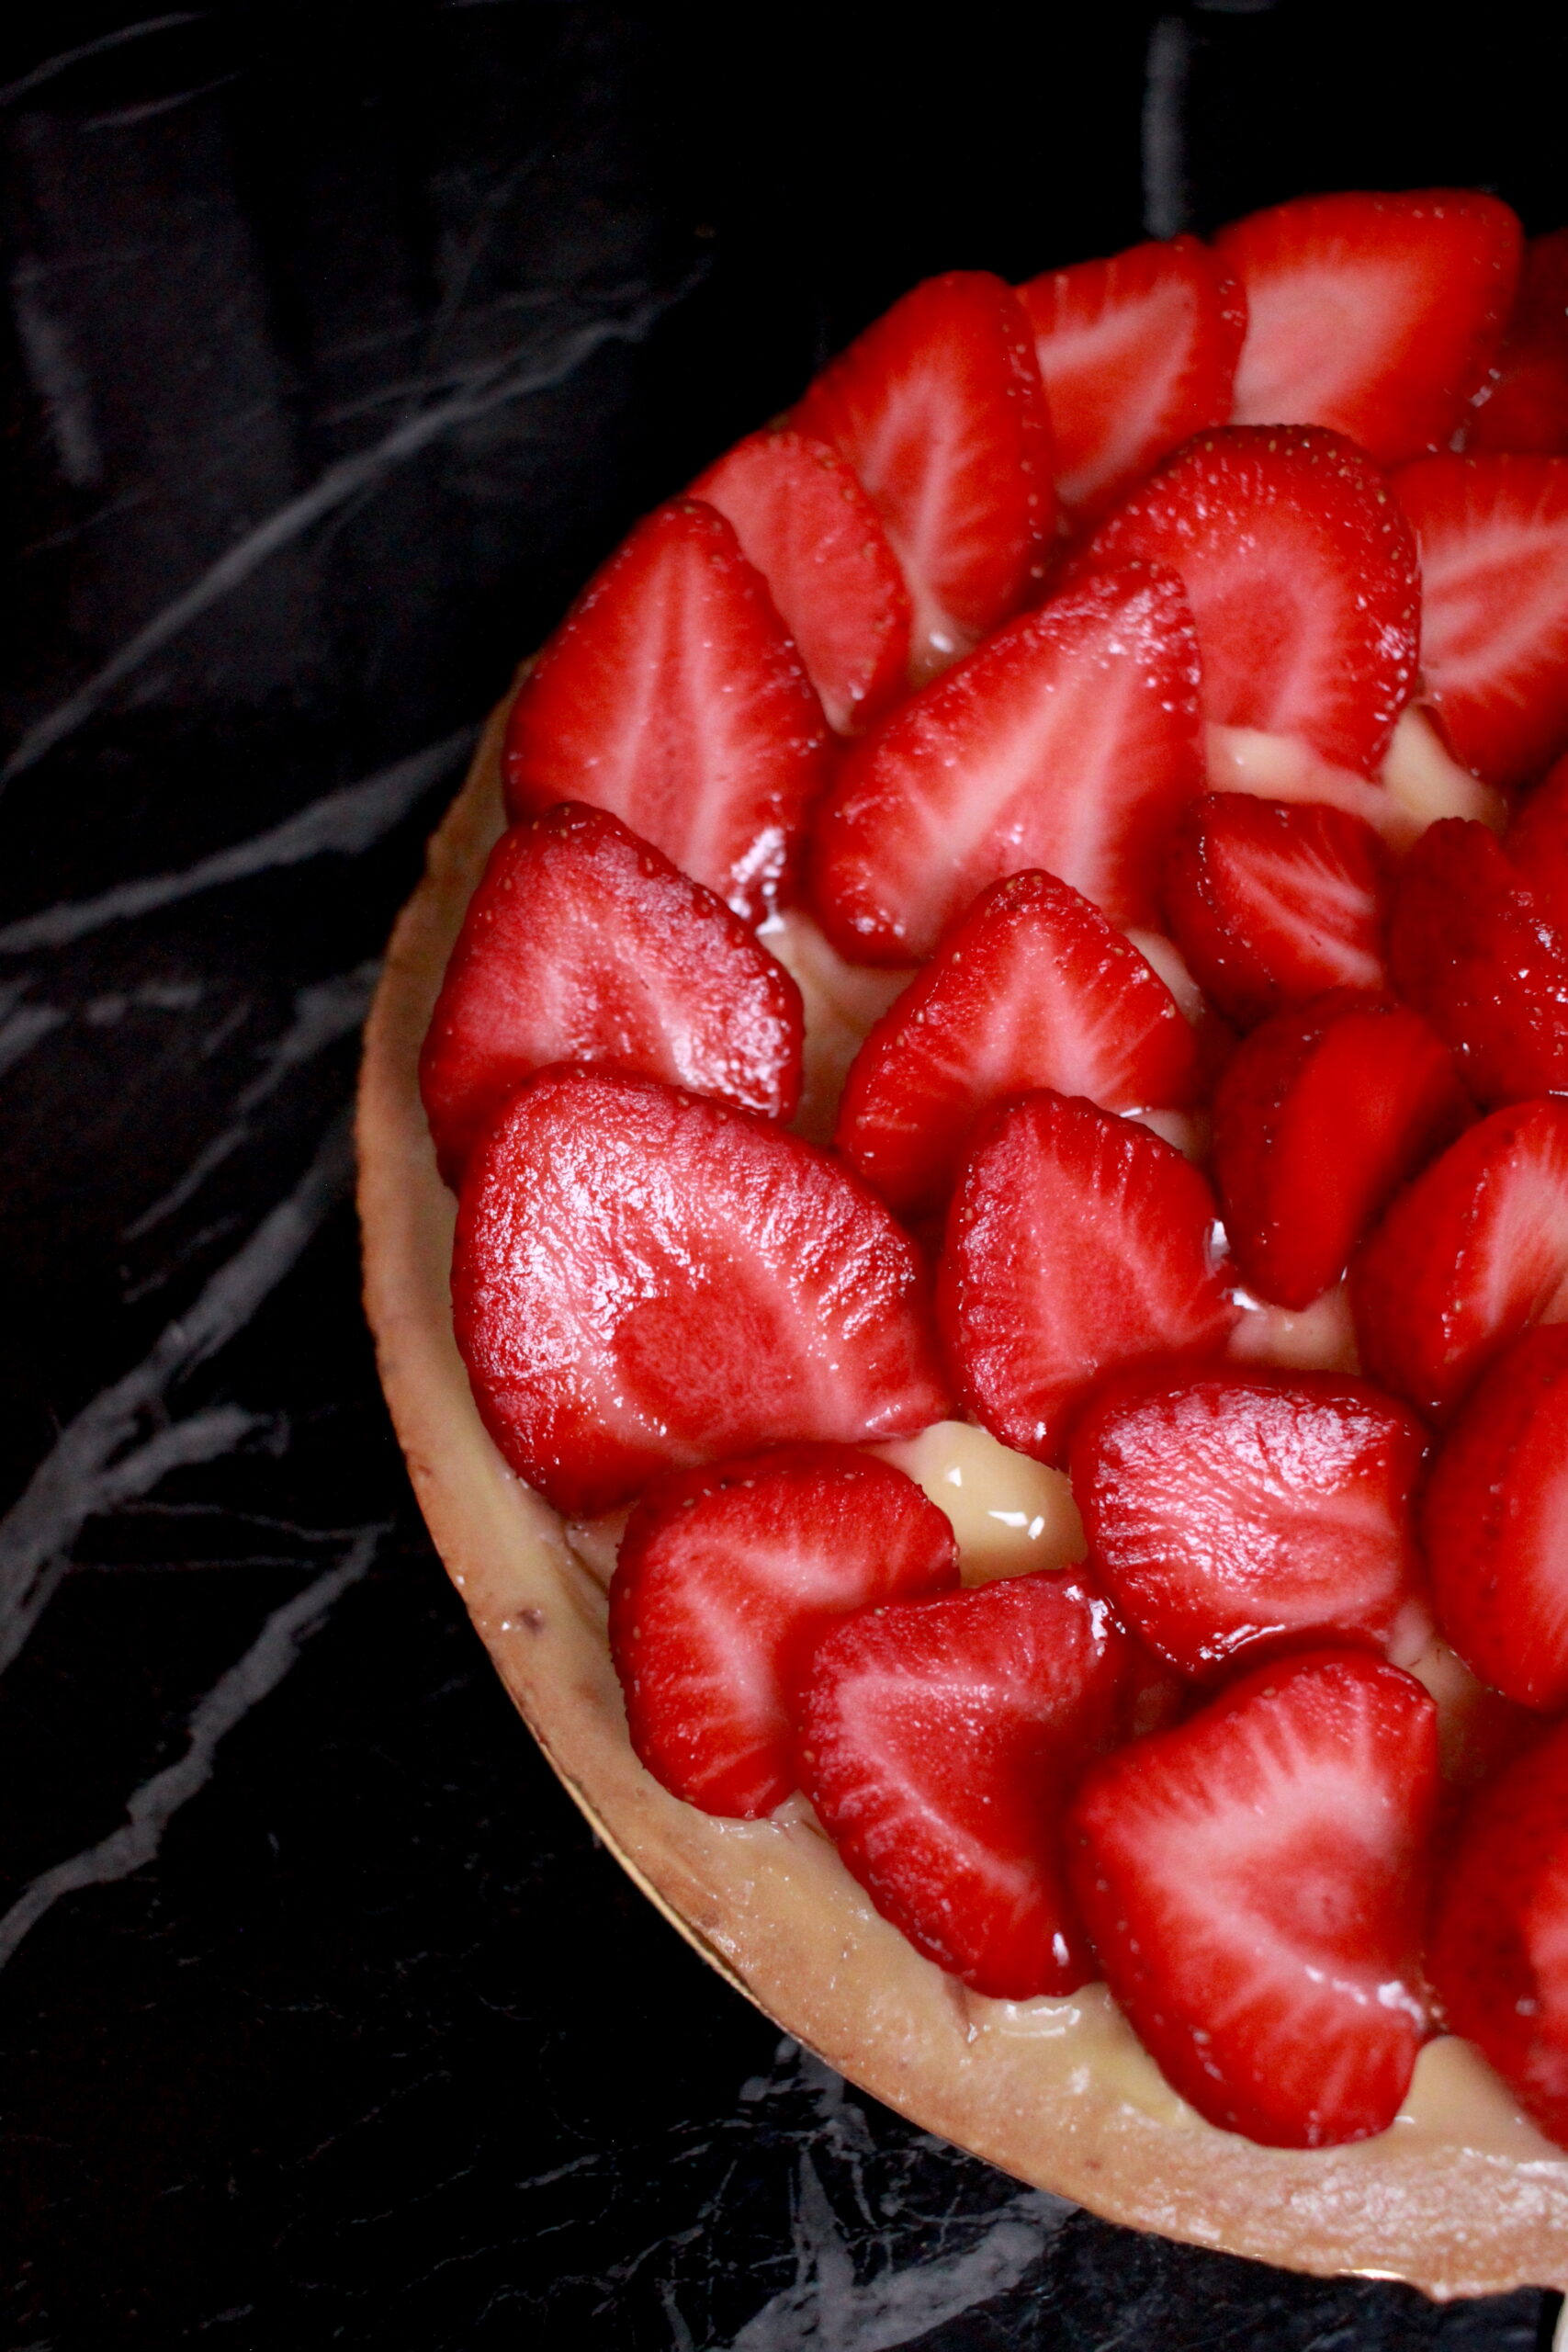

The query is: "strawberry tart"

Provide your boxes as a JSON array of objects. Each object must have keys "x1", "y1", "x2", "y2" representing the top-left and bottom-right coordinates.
[{"x1": 358, "y1": 188, "x2": 1568, "y2": 2295}]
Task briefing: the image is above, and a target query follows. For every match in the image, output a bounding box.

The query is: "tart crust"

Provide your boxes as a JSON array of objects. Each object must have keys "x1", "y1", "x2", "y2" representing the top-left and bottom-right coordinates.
[{"x1": 356, "y1": 694, "x2": 1568, "y2": 2298}]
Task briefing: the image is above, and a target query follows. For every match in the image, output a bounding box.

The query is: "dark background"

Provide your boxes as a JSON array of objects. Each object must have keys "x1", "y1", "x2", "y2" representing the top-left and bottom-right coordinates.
[{"x1": 3, "y1": 5, "x2": 1567, "y2": 2344}]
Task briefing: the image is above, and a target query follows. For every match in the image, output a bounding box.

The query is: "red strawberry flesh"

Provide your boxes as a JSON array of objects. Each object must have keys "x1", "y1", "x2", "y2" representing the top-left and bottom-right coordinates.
[
  {"x1": 834, "y1": 868, "x2": 1199, "y2": 1220},
  {"x1": 1068, "y1": 1648, "x2": 1438, "y2": 2146},
  {"x1": 1070, "y1": 1366, "x2": 1429, "y2": 1680},
  {"x1": 420, "y1": 803, "x2": 803, "y2": 1186},
  {"x1": 1073, "y1": 425, "x2": 1419, "y2": 777},
  {"x1": 1217, "y1": 188, "x2": 1521, "y2": 467},
  {"x1": 610, "y1": 1444, "x2": 959, "y2": 1818},
  {"x1": 502, "y1": 498, "x2": 830, "y2": 923},
  {"x1": 690, "y1": 428, "x2": 911, "y2": 735},
  {"x1": 937, "y1": 1090, "x2": 1238, "y2": 1465},
  {"x1": 1469, "y1": 228, "x2": 1568, "y2": 458},
  {"x1": 795, "y1": 1569, "x2": 1127, "y2": 1999},
  {"x1": 451, "y1": 1066, "x2": 949, "y2": 1515},
  {"x1": 810, "y1": 568, "x2": 1205, "y2": 960}
]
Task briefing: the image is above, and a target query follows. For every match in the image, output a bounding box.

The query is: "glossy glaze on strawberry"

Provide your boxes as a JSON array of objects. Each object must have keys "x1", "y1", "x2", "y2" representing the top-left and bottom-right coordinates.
[
  {"x1": 420, "y1": 803, "x2": 804, "y2": 1185},
  {"x1": 795, "y1": 1569, "x2": 1127, "y2": 1999},
  {"x1": 610, "y1": 1444, "x2": 958, "y2": 1817},
  {"x1": 834, "y1": 868, "x2": 1199, "y2": 1220},
  {"x1": 1071, "y1": 1368, "x2": 1429, "y2": 1679}
]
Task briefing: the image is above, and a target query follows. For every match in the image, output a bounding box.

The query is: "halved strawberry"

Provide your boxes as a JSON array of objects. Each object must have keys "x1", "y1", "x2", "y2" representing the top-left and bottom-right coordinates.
[
  {"x1": 1506, "y1": 749, "x2": 1568, "y2": 917},
  {"x1": 937, "y1": 1090, "x2": 1238, "y2": 1465},
  {"x1": 1429, "y1": 1713, "x2": 1568, "y2": 2149},
  {"x1": 1070, "y1": 1367, "x2": 1429, "y2": 1681},
  {"x1": 1067, "y1": 1648, "x2": 1438, "y2": 2147},
  {"x1": 1468, "y1": 229, "x2": 1568, "y2": 457},
  {"x1": 419, "y1": 804, "x2": 804, "y2": 1187},
  {"x1": 1350, "y1": 1096, "x2": 1568, "y2": 1421},
  {"x1": 502, "y1": 498, "x2": 830, "y2": 923},
  {"x1": 834, "y1": 870, "x2": 1199, "y2": 1220},
  {"x1": 451, "y1": 1066, "x2": 949, "y2": 1516},
  {"x1": 1385, "y1": 817, "x2": 1568, "y2": 1105},
  {"x1": 1018, "y1": 234, "x2": 1246, "y2": 524},
  {"x1": 1216, "y1": 189, "x2": 1521, "y2": 466},
  {"x1": 1159, "y1": 793, "x2": 1392, "y2": 1030},
  {"x1": 690, "y1": 428, "x2": 911, "y2": 735},
  {"x1": 1071, "y1": 427, "x2": 1419, "y2": 777},
  {"x1": 792, "y1": 271, "x2": 1054, "y2": 676},
  {"x1": 794, "y1": 1569, "x2": 1127, "y2": 1999},
  {"x1": 809, "y1": 568, "x2": 1204, "y2": 961},
  {"x1": 1393, "y1": 455, "x2": 1568, "y2": 789},
  {"x1": 1422, "y1": 1326, "x2": 1568, "y2": 1713},
  {"x1": 609, "y1": 1444, "x2": 959, "y2": 1818},
  {"x1": 1211, "y1": 991, "x2": 1472, "y2": 1311}
]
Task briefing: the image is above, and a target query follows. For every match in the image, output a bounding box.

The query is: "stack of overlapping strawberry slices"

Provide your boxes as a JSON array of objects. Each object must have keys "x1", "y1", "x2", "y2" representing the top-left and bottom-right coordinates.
[{"x1": 419, "y1": 187, "x2": 1568, "y2": 2156}]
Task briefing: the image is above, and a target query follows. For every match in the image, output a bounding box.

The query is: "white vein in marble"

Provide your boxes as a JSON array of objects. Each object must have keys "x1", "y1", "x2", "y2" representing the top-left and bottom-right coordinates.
[
  {"x1": 0, "y1": 1523, "x2": 382, "y2": 1969},
  {"x1": 0, "y1": 729, "x2": 473, "y2": 953},
  {"x1": 0, "y1": 14, "x2": 201, "y2": 111},
  {"x1": 0, "y1": 1111, "x2": 353, "y2": 1675},
  {"x1": 2, "y1": 273, "x2": 705, "y2": 786}
]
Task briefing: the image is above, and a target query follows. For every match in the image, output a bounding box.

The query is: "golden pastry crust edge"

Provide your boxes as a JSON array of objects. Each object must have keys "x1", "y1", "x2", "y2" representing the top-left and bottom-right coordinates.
[{"x1": 355, "y1": 695, "x2": 1568, "y2": 2299}]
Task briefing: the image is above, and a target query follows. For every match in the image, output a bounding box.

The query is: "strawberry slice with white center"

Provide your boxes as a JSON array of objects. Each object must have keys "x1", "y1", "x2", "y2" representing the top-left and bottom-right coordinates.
[
  {"x1": 502, "y1": 498, "x2": 830, "y2": 923},
  {"x1": 1211, "y1": 990, "x2": 1472, "y2": 1311},
  {"x1": 609, "y1": 1444, "x2": 959, "y2": 1818},
  {"x1": 1467, "y1": 228, "x2": 1568, "y2": 457},
  {"x1": 794, "y1": 1569, "x2": 1128, "y2": 1999},
  {"x1": 1159, "y1": 793, "x2": 1393, "y2": 1030},
  {"x1": 809, "y1": 568, "x2": 1205, "y2": 960},
  {"x1": 1071, "y1": 426, "x2": 1419, "y2": 777},
  {"x1": 834, "y1": 869, "x2": 1199, "y2": 1220},
  {"x1": 1423, "y1": 1327, "x2": 1568, "y2": 1713},
  {"x1": 1386, "y1": 817, "x2": 1568, "y2": 1106},
  {"x1": 1393, "y1": 455, "x2": 1568, "y2": 789},
  {"x1": 937, "y1": 1090, "x2": 1239, "y2": 1465},
  {"x1": 1018, "y1": 233, "x2": 1246, "y2": 523},
  {"x1": 1070, "y1": 1367, "x2": 1430, "y2": 1681},
  {"x1": 792, "y1": 270, "x2": 1054, "y2": 677},
  {"x1": 1067, "y1": 1648, "x2": 1438, "y2": 2147},
  {"x1": 1350, "y1": 1096, "x2": 1568, "y2": 1422},
  {"x1": 1429, "y1": 1713, "x2": 1568, "y2": 2148},
  {"x1": 419, "y1": 803, "x2": 804, "y2": 1187},
  {"x1": 690, "y1": 428, "x2": 911, "y2": 735},
  {"x1": 1216, "y1": 188, "x2": 1521, "y2": 467},
  {"x1": 451, "y1": 1066, "x2": 950, "y2": 1516}
]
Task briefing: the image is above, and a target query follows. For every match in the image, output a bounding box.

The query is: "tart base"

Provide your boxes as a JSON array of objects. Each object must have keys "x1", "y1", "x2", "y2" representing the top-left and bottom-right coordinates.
[{"x1": 356, "y1": 697, "x2": 1568, "y2": 2299}]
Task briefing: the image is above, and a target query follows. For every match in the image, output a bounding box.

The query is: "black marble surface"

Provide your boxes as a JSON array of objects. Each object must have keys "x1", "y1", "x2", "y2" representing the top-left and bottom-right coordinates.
[{"x1": 4, "y1": 6, "x2": 1568, "y2": 2344}]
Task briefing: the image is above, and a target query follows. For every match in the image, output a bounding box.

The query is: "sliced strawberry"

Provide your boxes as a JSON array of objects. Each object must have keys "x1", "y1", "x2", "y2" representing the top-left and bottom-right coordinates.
[
  {"x1": 419, "y1": 804, "x2": 804, "y2": 1187},
  {"x1": 1159, "y1": 794, "x2": 1392, "y2": 1030},
  {"x1": 1072, "y1": 427, "x2": 1419, "y2": 776},
  {"x1": 1216, "y1": 189, "x2": 1521, "y2": 466},
  {"x1": 1211, "y1": 991, "x2": 1472, "y2": 1311},
  {"x1": 792, "y1": 271, "x2": 1054, "y2": 676},
  {"x1": 794, "y1": 1569, "x2": 1127, "y2": 1999},
  {"x1": 1067, "y1": 1648, "x2": 1438, "y2": 2147},
  {"x1": 451, "y1": 1066, "x2": 949, "y2": 1516},
  {"x1": 1018, "y1": 234, "x2": 1246, "y2": 524},
  {"x1": 1468, "y1": 229, "x2": 1568, "y2": 457},
  {"x1": 1386, "y1": 817, "x2": 1568, "y2": 1105},
  {"x1": 609, "y1": 1444, "x2": 959, "y2": 1818},
  {"x1": 834, "y1": 870, "x2": 1199, "y2": 1220},
  {"x1": 1350, "y1": 1096, "x2": 1568, "y2": 1422},
  {"x1": 1429, "y1": 1714, "x2": 1568, "y2": 2149},
  {"x1": 809, "y1": 569, "x2": 1204, "y2": 961},
  {"x1": 1393, "y1": 455, "x2": 1568, "y2": 789},
  {"x1": 502, "y1": 498, "x2": 830, "y2": 924},
  {"x1": 1506, "y1": 748, "x2": 1568, "y2": 928},
  {"x1": 690, "y1": 428, "x2": 911, "y2": 736},
  {"x1": 937, "y1": 1090, "x2": 1238, "y2": 1465},
  {"x1": 1422, "y1": 1327, "x2": 1568, "y2": 1713},
  {"x1": 1070, "y1": 1367, "x2": 1429, "y2": 1681}
]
